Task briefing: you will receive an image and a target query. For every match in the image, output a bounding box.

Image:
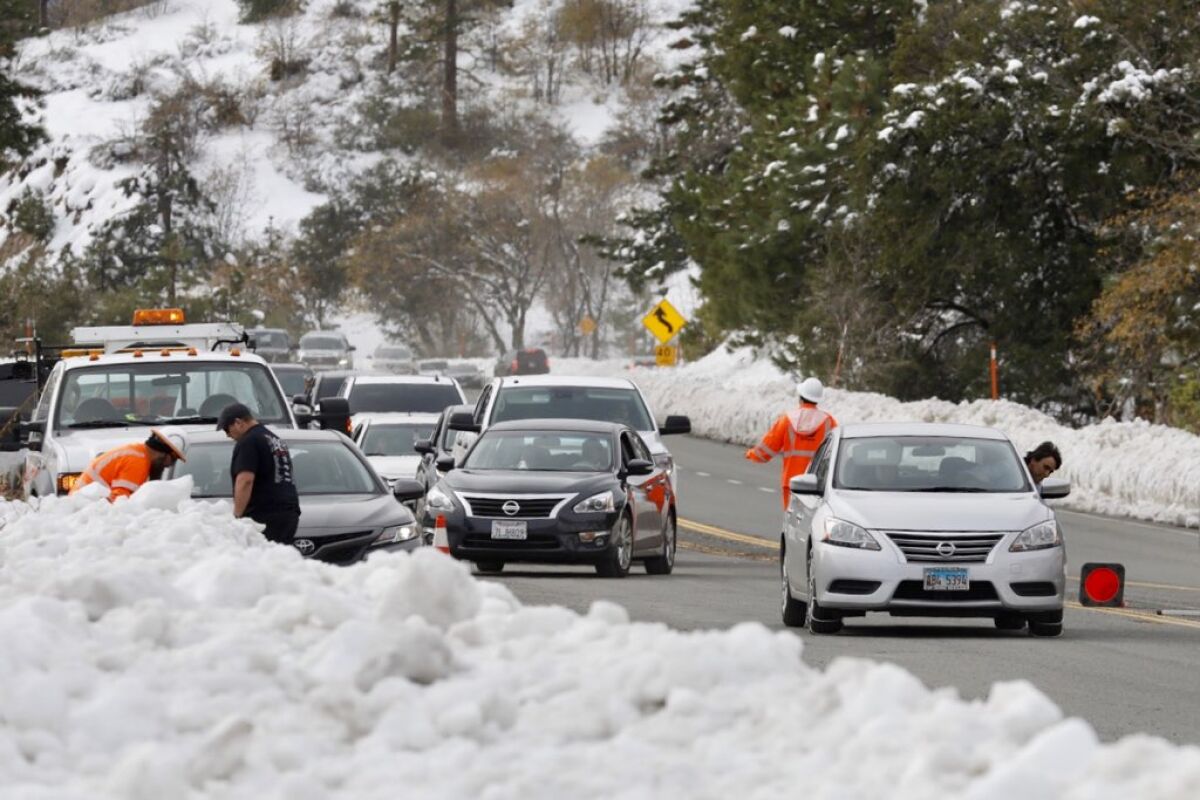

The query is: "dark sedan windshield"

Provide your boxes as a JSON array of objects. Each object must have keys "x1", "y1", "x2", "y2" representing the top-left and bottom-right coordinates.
[
  {"x1": 465, "y1": 430, "x2": 614, "y2": 472},
  {"x1": 834, "y1": 436, "x2": 1030, "y2": 493},
  {"x1": 492, "y1": 386, "x2": 653, "y2": 430},
  {"x1": 348, "y1": 383, "x2": 462, "y2": 414},
  {"x1": 178, "y1": 440, "x2": 381, "y2": 497}
]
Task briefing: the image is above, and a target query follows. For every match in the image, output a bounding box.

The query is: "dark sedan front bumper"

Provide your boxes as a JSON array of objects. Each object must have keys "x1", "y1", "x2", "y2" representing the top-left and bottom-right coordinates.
[
  {"x1": 426, "y1": 510, "x2": 621, "y2": 564},
  {"x1": 297, "y1": 529, "x2": 421, "y2": 565}
]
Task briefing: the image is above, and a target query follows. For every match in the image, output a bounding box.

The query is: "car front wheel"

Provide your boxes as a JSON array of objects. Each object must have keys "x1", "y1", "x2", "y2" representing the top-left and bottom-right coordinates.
[
  {"x1": 596, "y1": 513, "x2": 633, "y2": 578},
  {"x1": 474, "y1": 561, "x2": 504, "y2": 574}
]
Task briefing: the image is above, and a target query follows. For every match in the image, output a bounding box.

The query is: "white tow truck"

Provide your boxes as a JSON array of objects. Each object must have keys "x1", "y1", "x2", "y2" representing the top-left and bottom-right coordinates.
[{"x1": 19, "y1": 309, "x2": 347, "y2": 497}]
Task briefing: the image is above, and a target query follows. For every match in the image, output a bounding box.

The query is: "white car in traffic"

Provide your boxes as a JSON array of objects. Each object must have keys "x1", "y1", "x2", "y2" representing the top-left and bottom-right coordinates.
[
  {"x1": 352, "y1": 413, "x2": 440, "y2": 486},
  {"x1": 781, "y1": 422, "x2": 1069, "y2": 636}
]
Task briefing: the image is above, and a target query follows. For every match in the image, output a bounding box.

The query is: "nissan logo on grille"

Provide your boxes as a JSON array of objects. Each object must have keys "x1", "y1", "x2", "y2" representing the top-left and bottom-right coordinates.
[
  {"x1": 935, "y1": 541, "x2": 957, "y2": 558},
  {"x1": 502, "y1": 501, "x2": 521, "y2": 516},
  {"x1": 294, "y1": 539, "x2": 316, "y2": 556}
]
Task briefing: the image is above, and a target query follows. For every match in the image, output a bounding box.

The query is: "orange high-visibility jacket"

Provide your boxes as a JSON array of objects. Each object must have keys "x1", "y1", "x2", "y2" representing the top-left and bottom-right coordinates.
[
  {"x1": 71, "y1": 442, "x2": 153, "y2": 501},
  {"x1": 746, "y1": 403, "x2": 837, "y2": 508}
]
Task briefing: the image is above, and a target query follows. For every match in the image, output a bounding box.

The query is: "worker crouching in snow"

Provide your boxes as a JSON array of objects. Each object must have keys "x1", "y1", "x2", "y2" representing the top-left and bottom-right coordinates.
[
  {"x1": 71, "y1": 429, "x2": 187, "y2": 501},
  {"x1": 746, "y1": 377, "x2": 837, "y2": 509}
]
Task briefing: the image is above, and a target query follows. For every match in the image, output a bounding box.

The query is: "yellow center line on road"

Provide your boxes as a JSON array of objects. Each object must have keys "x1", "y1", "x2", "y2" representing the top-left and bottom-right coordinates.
[
  {"x1": 679, "y1": 518, "x2": 1200, "y2": 629},
  {"x1": 679, "y1": 518, "x2": 778, "y2": 549}
]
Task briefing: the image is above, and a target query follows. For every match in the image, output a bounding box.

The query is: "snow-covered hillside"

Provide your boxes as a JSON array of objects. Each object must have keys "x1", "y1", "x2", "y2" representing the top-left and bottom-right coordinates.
[
  {"x1": 557, "y1": 347, "x2": 1200, "y2": 528},
  {"x1": 2, "y1": 484, "x2": 1198, "y2": 798},
  {"x1": 2, "y1": 0, "x2": 692, "y2": 256}
]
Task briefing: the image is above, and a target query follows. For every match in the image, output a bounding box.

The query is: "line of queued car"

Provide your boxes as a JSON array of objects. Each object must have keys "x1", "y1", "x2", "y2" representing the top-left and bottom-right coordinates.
[{"x1": 241, "y1": 336, "x2": 693, "y2": 579}]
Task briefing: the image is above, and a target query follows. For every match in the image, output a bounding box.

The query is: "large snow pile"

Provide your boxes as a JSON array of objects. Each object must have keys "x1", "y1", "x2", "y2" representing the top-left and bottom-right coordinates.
[
  {"x1": 555, "y1": 348, "x2": 1200, "y2": 527},
  {"x1": 2, "y1": 493, "x2": 1199, "y2": 798}
]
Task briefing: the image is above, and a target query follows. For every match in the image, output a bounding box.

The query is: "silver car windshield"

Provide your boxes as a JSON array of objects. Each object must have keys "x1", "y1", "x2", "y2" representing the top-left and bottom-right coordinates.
[
  {"x1": 465, "y1": 430, "x2": 615, "y2": 472},
  {"x1": 834, "y1": 436, "x2": 1030, "y2": 493},
  {"x1": 492, "y1": 386, "x2": 653, "y2": 430},
  {"x1": 178, "y1": 440, "x2": 381, "y2": 497}
]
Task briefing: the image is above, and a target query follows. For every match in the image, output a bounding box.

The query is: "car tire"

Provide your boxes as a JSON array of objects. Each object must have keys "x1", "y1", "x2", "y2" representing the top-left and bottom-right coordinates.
[
  {"x1": 474, "y1": 561, "x2": 504, "y2": 574},
  {"x1": 994, "y1": 613, "x2": 1026, "y2": 631},
  {"x1": 806, "y1": 549, "x2": 843, "y2": 635},
  {"x1": 1027, "y1": 608, "x2": 1064, "y2": 637},
  {"x1": 644, "y1": 512, "x2": 676, "y2": 575},
  {"x1": 780, "y1": 542, "x2": 808, "y2": 628},
  {"x1": 596, "y1": 513, "x2": 633, "y2": 578}
]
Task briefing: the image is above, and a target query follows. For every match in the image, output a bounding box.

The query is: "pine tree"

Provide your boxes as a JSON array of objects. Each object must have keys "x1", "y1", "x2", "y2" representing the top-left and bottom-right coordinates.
[{"x1": 0, "y1": 0, "x2": 44, "y2": 168}]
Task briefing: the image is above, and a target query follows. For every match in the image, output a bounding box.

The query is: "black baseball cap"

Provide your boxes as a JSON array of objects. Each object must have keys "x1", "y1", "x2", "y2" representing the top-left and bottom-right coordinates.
[{"x1": 216, "y1": 402, "x2": 254, "y2": 432}]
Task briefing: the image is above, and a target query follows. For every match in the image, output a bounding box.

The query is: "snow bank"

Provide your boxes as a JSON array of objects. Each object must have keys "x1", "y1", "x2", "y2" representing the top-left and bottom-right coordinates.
[
  {"x1": 2, "y1": 496, "x2": 1199, "y2": 798},
  {"x1": 555, "y1": 347, "x2": 1200, "y2": 527}
]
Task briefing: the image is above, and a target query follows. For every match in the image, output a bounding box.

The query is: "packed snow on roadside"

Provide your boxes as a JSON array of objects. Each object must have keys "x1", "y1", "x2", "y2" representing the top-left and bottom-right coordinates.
[
  {"x1": 2, "y1": 488, "x2": 1199, "y2": 798},
  {"x1": 555, "y1": 347, "x2": 1200, "y2": 527}
]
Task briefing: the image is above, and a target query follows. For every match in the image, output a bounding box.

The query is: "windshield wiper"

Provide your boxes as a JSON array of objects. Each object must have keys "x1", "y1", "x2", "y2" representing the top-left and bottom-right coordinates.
[
  {"x1": 67, "y1": 419, "x2": 148, "y2": 429},
  {"x1": 158, "y1": 416, "x2": 219, "y2": 426},
  {"x1": 907, "y1": 486, "x2": 990, "y2": 493}
]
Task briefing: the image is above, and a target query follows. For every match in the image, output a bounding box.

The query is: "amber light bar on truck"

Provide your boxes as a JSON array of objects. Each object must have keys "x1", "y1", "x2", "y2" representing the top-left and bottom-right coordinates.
[{"x1": 132, "y1": 308, "x2": 186, "y2": 326}]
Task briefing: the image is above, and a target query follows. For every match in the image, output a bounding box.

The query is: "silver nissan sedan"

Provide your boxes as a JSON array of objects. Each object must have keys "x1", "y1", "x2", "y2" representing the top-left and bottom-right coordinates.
[{"x1": 780, "y1": 422, "x2": 1069, "y2": 636}]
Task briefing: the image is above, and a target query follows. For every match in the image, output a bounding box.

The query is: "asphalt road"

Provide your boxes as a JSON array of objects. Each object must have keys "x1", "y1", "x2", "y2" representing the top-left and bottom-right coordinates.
[{"x1": 480, "y1": 434, "x2": 1200, "y2": 745}]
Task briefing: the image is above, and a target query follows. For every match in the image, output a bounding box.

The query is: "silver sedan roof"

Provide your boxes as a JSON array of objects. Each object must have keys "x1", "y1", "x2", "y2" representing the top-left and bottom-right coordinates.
[{"x1": 838, "y1": 422, "x2": 1009, "y2": 441}]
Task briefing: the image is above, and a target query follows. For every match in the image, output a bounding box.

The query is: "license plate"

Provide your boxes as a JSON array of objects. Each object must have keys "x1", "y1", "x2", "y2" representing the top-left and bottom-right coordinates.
[
  {"x1": 923, "y1": 567, "x2": 969, "y2": 591},
  {"x1": 490, "y1": 520, "x2": 527, "y2": 540}
]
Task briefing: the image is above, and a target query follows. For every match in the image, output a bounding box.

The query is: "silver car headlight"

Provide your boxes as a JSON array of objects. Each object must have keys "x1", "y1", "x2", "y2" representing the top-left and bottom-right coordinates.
[
  {"x1": 373, "y1": 525, "x2": 417, "y2": 546},
  {"x1": 1010, "y1": 520, "x2": 1061, "y2": 552},
  {"x1": 574, "y1": 490, "x2": 616, "y2": 514},
  {"x1": 426, "y1": 487, "x2": 455, "y2": 511},
  {"x1": 822, "y1": 518, "x2": 881, "y2": 550},
  {"x1": 653, "y1": 453, "x2": 674, "y2": 474}
]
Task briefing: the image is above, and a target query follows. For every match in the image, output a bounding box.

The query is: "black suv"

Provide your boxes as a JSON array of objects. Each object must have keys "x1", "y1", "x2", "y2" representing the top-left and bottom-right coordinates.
[{"x1": 494, "y1": 347, "x2": 550, "y2": 377}]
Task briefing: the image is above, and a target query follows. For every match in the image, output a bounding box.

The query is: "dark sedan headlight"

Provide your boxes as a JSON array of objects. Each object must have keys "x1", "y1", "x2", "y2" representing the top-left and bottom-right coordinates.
[
  {"x1": 373, "y1": 524, "x2": 418, "y2": 546},
  {"x1": 573, "y1": 490, "x2": 616, "y2": 513}
]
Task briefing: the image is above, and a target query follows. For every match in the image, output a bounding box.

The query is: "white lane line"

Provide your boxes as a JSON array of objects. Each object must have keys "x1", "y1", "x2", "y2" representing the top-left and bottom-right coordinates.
[
  {"x1": 759, "y1": 487, "x2": 775, "y2": 494},
  {"x1": 727, "y1": 479, "x2": 743, "y2": 485},
  {"x1": 1058, "y1": 509, "x2": 1199, "y2": 540},
  {"x1": 695, "y1": 471, "x2": 711, "y2": 478}
]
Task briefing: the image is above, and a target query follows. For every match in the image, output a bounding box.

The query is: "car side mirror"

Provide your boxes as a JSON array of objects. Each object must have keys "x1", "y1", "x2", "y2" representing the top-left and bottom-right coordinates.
[
  {"x1": 317, "y1": 396, "x2": 351, "y2": 433},
  {"x1": 348, "y1": 345, "x2": 357, "y2": 352},
  {"x1": 414, "y1": 438, "x2": 434, "y2": 455},
  {"x1": 1039, "y1": 477, "x2": 1071, "y2": 499},
  {"x1": 658, "y1": 415, "x2": 692, "y2": 436},
  {"x1": 624, "y1": 458, "x2": 654, "y2": 477},
  {"x1": 436, "y1": 454, "x2": 456, "y2": 472},
  {"x1": 448, "y1": 410, "x2": 480, "y2": 432},
  {"x1": 789, "y1": 474, "x2": 822, "y2": 496},
  {"x1": 19, "y1": 419, "x2": 43, "y2": 452},
  {"x1": 391, "y1": 478, "x2": 426, "y2": 503}
]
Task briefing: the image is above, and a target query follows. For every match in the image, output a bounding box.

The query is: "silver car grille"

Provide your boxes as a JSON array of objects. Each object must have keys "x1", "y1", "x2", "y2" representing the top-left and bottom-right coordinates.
[{"x1": 883, "y1": 532, "x2": 1006, "y2": 563}]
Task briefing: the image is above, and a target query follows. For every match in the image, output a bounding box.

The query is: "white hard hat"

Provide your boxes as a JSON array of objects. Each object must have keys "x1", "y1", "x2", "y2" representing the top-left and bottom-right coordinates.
[{"x1": 798, "y1": 377, "x2": 824, "y2": 403}]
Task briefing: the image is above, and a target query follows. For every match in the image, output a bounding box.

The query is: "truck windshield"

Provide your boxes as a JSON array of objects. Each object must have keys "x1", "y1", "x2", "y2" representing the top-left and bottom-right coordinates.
[{"x1": 55, "y1": 362, "x2": 289, "y2": 427}]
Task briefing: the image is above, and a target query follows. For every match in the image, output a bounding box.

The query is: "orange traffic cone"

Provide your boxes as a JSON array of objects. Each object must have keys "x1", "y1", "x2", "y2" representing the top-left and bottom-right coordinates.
[{"x1": 433, "y1": 515, "x2": 450, "y2": 554}]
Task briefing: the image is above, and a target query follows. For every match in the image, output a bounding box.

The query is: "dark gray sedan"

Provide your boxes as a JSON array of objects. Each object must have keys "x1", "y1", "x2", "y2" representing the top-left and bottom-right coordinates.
[{"x1": 172, "y1": 429, "x2": 426, "y2": 564}]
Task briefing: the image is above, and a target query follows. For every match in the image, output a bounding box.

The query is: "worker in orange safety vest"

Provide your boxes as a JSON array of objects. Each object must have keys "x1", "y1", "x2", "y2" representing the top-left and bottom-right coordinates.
[
  {"x1": 71, "y1": 429, "x2": 186, "y2": 501},
  {"x1": 746, "y1": 377, "x2": 837, "y2": 509}
]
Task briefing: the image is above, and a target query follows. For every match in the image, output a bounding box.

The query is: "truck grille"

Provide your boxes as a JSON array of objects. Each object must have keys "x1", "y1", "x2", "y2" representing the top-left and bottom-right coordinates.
[
  {"x1": 461, "y1": 495, "x2": 566, "y2": 519},
  {"x1": 883, "y1": 532, "x2": 1006, "y2": 563}
]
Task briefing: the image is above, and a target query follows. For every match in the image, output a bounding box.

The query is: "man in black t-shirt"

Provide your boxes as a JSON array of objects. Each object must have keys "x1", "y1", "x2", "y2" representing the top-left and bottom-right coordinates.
[{"x1": 217, "y1": 403, "x2": 301, "y2": 545}]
